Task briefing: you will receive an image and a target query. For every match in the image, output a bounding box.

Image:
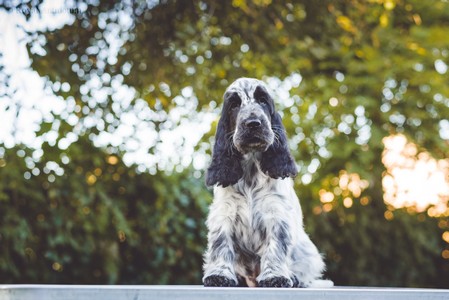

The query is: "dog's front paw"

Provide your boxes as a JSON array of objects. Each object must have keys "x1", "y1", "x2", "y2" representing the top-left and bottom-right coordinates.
[
  {"x1": 204, "y1": 275, "x2": 237, "y2": 287},
  {"x1": 258, "y1": 276, "x2": 292, "y2": 288},
  {"x1": 291, "y1": 275, "x2": 306, "y2": 288}
]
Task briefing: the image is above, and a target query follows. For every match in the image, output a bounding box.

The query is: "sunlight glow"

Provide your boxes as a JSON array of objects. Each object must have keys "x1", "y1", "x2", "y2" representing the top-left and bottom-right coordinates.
[
  {"x1": 382, "y1": 134, "x2": 449, "y2": 216},
  {"x1": 318, "y1": 171, "x2": 370, "y2": 212}
]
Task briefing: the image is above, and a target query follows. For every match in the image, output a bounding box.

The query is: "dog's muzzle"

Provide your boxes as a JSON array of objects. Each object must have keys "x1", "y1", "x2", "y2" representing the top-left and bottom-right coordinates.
[{"x1": 233, "y1": 108, "x2": 274, "y2": 154}]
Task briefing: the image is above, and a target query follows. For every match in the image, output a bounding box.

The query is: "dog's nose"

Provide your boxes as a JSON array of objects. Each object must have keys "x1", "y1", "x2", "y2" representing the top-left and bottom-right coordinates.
[{"x1": 245, "y1": 119, "x2": 262, "y2": 129}]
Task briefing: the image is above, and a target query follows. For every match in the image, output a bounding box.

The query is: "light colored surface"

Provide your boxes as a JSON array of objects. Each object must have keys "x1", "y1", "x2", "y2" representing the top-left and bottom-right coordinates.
[{"x1": 1, "y1": 285, "x2": 449, "y2": 300}]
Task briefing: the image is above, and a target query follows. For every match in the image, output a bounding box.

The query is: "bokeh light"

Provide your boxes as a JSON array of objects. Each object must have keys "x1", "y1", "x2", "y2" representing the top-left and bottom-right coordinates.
[{"x1": 383, "y1": 134, "x2": 449, "y2": 216}]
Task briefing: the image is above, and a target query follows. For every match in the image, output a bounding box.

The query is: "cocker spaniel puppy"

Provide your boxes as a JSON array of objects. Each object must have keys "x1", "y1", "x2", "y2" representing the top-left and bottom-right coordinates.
[{"x1": 203, "y1": 78, "x2": 331, "y2": 288}]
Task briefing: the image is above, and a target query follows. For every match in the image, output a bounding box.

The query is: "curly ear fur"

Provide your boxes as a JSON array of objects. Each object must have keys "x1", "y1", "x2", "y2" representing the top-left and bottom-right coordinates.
[
  {"x1": 260, "y1": 112, "x2": 298, "y2": 179},
  {"x1": 206, "y1": 97, "x2": 243, "y2": 187}
]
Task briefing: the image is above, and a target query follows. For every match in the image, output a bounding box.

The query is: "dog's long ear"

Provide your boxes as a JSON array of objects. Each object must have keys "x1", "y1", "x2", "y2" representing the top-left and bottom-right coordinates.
[
  {"x1": 260, "y1": 111, "x2": 298, "y2": 179},
  {"x1": 206, "y1": 93, "x2": 243, "y2": 187}
]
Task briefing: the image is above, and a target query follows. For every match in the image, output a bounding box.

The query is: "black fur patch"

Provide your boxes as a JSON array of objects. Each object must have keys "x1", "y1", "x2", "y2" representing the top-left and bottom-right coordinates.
[
  {"x1": 237, "y1": 275, "x2": 249, "y2": 287},
  {"x1": 211, "y1": 233, "x2": 226, "y2": 254},
  {"x1": 260, "y1": 112, "x2": 297, "y2": 179},
  {"x1": 258, "y1": 276, "x2": 292, "y2": 288},
  {"x1": 253, "y1": 85, "x2": 274, "y2": 116},
  {"x1": 206, "y1": 93, "x2": 243, "y2": 187},
  {"x1": 204, "y1": 275, "x2": 237, "y2": 287},
  {"x1": 291, "y1": 275, "x2": 301, "y2": 288},
  {"x1": 210, "y1": 233, "x2": 233, "y2": 262},
  {"x1": 277, "y1": 221, "x2": 291, "y2": 255}
]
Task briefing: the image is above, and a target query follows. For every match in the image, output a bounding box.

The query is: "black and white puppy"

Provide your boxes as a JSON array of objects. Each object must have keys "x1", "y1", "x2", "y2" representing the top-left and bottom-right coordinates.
[{"x1": 203, "y1": 78, "x2": 331, "y2": 288}]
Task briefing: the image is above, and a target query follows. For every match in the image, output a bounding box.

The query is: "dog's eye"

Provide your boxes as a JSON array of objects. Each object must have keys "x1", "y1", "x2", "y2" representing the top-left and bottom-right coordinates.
[
  {"x1": 258, "y1": 97, "x2": 268, "y2": 106},
  {"x1": 254, "y1": 86, "x2": 271, "y2": 107},
  {"x1": 228, "y1": 95, "x2": 241, "y2": 110}
]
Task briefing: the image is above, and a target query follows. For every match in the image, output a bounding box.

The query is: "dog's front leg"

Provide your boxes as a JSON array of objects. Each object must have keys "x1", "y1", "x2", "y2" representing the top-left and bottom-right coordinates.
[
  {"x1": 256, "y1": 217, "x2": 294, "y2": 287},
  {"x1": 203, "y1": 231, "x2": 237, "y2": 287},
  {"x1": 203, "y1": 191, "x2": 240, "y2": 287}
]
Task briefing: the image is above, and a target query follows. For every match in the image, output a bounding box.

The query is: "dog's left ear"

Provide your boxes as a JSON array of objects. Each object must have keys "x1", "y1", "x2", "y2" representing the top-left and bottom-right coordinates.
[{"x1": 260, "y1": 112, "x2": 298, "y2": 179}]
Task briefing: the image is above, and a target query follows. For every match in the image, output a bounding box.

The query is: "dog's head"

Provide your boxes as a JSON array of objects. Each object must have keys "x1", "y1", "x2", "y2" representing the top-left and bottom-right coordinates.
[
  {"x1": 226, "y1": 78, "x2": 275, "y2": 154},
  {"x1": 206, "y1": 78, "x2": 297, "y2": 187}
]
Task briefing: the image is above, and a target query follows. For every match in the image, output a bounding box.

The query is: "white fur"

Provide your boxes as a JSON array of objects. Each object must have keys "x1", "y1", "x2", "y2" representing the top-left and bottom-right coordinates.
[{"x1": 203, "y1": 154, "x2": 328, "y2": 287}]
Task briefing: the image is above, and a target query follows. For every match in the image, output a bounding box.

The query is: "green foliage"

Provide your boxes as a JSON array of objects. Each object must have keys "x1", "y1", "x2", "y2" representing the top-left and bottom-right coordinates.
[
  {"x1": 1, "y1": 0, "x2": 449, "y2": 287},
  {"x1": 302, "y1": 189, "x2": 449, "y2": 287},
  {"x1": 0, "y1": 138, "x2": 209, "y2": 284}
]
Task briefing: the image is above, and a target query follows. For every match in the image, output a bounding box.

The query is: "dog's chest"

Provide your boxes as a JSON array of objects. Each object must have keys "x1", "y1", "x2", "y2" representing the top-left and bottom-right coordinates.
[{"x1": 232, "y1": 174, "x2": 272, "y2": 253}]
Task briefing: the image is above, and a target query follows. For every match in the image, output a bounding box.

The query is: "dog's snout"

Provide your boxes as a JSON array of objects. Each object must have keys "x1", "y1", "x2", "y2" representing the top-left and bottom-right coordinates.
[
  {"x1": 233, "y1": 104, "x2": 274, "y2": 154},
  {"x1": 245, "y1": 119, "x2": 262, "y2": 129}
]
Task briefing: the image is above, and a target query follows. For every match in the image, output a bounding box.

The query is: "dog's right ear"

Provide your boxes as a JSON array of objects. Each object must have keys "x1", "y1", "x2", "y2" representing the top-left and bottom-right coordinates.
[{"x1": 206, "y1": 93, "x2": 243, "y2": 187}]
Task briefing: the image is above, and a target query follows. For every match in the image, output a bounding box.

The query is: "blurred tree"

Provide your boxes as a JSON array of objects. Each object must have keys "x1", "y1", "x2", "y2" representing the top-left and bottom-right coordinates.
[
  {"x1": 1, "y1": 0, "x2": 449, "y2": 287},
  {"x1": 0, "y1": 137, "x2": 209, "y2": 284}
]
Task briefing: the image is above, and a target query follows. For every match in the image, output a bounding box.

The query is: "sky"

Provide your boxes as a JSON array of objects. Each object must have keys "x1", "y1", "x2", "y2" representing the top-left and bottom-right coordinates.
[{"x1": 0, "y1": 1, "x2": 448, "y2": 214}]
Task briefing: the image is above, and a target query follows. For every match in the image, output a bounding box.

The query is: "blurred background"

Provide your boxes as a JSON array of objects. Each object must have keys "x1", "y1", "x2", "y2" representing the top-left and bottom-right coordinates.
[{"x1": 0, "y1": 0, "x2": 449, "y2": 287}]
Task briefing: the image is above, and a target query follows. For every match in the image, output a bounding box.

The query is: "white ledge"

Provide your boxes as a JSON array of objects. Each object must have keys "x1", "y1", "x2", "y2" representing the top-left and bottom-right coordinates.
[{"x1": 1, "y1": 285, "x2": 449, "y2": 300}]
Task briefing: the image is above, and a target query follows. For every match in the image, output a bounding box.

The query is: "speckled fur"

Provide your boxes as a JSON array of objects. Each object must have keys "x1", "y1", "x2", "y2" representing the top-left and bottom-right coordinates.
[{"x1": 203, "y1": 78, "x2": 329, "y2": 288}]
